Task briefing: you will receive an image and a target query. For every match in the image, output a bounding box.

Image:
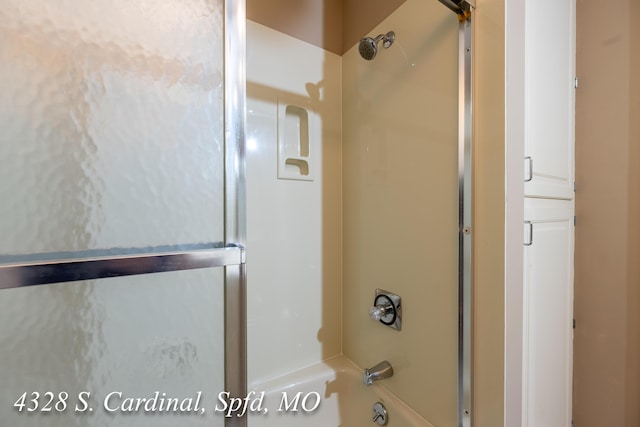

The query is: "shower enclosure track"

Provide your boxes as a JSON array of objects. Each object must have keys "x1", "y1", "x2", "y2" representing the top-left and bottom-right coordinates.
[{"x1": 435, "y1": 1, "x2": 475, "y2": 426}]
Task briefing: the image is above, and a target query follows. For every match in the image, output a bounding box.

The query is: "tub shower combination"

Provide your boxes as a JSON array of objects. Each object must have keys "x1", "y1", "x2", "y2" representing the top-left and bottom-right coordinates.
[
  {"x1": 249, "y1": 357, "x2": 431, "y2": 427},
  {"x1": 0, "y1": 0, "x2": 475, "y2": 425},
  {"x1": 248, "y1": 0, "x2": 476, "y2": 422},
  {"x1": 249, "y1": 289, "x2": 431, "y2": 426}
]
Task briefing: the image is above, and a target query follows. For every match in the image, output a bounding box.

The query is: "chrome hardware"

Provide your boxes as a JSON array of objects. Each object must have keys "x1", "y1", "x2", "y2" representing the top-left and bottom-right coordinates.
[
  {"x1": 369, "y1": 289, "x2": 402, "y2": 331},
  {"x1": 369, "y1": 302, "x2": 393, "y2": 321},
  {"x1": 0, "y1": 246, "x2": 245, "y2": 288},
  {"x1": 372, "y1": 402, "x2": 388, "y2": 425},
  {"x1": 524, "y1": 221, "x2": 533, "y2": 246},
  {"x1": 380, "y1": 31, "x2": 395, "y2": 49},
  {"x1": 364, "y1": 360, "x2": 393, "y2": 386},
  {"x1": 437, "y1": 0, "x2": 475, "y2": 16},
  {"x1": 525, "y1": 156, "x2": 533, "y2": 182},
  {"x1": 358, "y1": 31, "x2": 395, "y2": 61}
]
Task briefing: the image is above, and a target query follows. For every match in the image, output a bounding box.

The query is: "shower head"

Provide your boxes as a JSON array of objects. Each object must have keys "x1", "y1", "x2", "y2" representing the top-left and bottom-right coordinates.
[{"x1": 358, "y1": 31, "x2": 395, "y2": 61}]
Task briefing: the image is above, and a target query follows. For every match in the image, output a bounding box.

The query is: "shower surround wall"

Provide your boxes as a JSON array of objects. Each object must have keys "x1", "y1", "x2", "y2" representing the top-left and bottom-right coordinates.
[
  {"x1": 246, "y1": 20, "x2": 342, "y2": 386},
  {"x1": 342, "y1": 1, "x2": 459, "y2": 425},
  {"x1": 247, "y1": 1, "x2": 508, "y2": 426}
]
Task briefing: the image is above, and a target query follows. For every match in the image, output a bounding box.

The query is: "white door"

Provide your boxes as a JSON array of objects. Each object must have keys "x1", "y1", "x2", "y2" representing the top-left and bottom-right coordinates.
[{"x1": 523, "y1": 198, "x2": 574, "y2": 426}]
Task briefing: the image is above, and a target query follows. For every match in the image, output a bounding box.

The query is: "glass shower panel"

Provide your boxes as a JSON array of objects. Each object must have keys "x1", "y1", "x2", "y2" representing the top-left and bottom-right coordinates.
[
  {"x1": 0, "y1": 1, "x2": 232, "y2": 427},
  {"x1": 0, "y1": 268, "x2": 225, "y2": 427},
  {"x1": 0, "y1": 0, "x2": 225, "y2": 258}
]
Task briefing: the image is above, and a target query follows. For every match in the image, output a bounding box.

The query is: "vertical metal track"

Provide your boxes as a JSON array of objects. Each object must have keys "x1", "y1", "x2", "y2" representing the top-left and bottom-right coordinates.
[
  {"x1": 436, "y1": 3, "x2": 474, "y2": 427},
  {"x1": 458, "y1": 12, "x2": 473, "y2": 427},
  {"x1": 435, "y1": 4, "x2": 475, "y2": 427},
  {"x1": 224, "y1": 0, "x2": 247, "y2": 426}
]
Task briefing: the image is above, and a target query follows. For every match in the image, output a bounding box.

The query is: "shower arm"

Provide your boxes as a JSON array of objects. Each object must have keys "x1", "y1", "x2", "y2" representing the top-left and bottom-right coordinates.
[
  {"x1": 374, "y1": 34, "x2": 386, "y2": 43},
  {"x1": 372, "y1": 32, "x2": 395, "y2": 49}
]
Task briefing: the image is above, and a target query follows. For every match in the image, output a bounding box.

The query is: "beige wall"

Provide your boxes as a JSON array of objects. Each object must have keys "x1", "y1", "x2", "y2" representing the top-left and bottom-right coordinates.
[
  {"x1": 574, "y1": 0, "x2": 640, "y2": 425},
  {"x1": 473, "y1": 0, "x2": 505, "y2": 426},
  {"x1": 246, "y1": 0, "x2": 342, "y2": 54},
  {"x1": 247, "y1": 0, "x2": 405, "y2": 54},
  {"x1": 341, "y1": 0, "x2": 406, "y2": 52},
  {"x1": 627, "y1": 1, "x2": 640, "y2": 423}
]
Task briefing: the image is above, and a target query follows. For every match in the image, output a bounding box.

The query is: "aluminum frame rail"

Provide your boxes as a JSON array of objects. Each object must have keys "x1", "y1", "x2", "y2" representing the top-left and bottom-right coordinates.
[
  {"x1": 0, "y1": 247, "x2": 245, "y2": 287},
  {"x1": 435, "y1": 1, "x2": 476, "y2": 426}
]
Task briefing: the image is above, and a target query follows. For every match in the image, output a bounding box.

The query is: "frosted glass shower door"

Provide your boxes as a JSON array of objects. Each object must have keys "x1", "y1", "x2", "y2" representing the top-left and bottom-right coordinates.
[
  {"x1": 0, "y1": 271, "x2": 227, "y2": 427},
  {"x1": 0, "y1": 1, "x2": 244, "y2": 426}
]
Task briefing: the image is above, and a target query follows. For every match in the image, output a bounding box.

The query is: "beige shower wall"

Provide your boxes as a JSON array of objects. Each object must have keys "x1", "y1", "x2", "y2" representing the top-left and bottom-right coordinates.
[
  {"x1": 342, "y1": 0, "x2": 506, "y2": 425},
  {"x1": 342, "y1": 0, "x2": 459, "y2": 423},
  {"x1": 574, "y1": 0, "x2": 640, "y2": 425}
]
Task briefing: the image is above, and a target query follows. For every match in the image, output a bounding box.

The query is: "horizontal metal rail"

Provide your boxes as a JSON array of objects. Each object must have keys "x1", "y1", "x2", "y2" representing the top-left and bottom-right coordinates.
[{"x1": 0, "y1": 246, "x2": 245, "y2": 288}]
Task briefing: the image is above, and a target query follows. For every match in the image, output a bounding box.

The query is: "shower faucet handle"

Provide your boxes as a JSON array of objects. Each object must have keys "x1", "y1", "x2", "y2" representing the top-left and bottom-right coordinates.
[
  {"x1": 369, "y1": 303, "x2": 392, "y2": 321},
  {"x1": 369, "y1": 289, "x2": 402, "y2": 331}
]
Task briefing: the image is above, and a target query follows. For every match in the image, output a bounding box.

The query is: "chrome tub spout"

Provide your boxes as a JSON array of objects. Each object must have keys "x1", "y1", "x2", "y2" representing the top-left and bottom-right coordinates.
[{"x1": 364, "y1": 360, "x2": 393, "y2": 386}]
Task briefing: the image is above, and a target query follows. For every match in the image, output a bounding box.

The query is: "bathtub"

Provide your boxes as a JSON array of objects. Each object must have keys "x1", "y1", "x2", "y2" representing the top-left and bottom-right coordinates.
[{"x1": 248, "y1": 355, "x2": 433, "y2": 427}]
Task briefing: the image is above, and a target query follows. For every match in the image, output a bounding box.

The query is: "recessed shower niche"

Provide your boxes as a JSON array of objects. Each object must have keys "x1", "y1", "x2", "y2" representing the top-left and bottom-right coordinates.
[{"x1": 277, "y1": 98, "x2": 315, "y2": 181}]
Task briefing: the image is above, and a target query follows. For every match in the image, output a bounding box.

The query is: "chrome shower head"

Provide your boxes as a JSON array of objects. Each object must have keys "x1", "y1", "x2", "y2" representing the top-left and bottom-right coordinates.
[{"x1": 358, "y1": 31, "x2": 395, "y2": 61}]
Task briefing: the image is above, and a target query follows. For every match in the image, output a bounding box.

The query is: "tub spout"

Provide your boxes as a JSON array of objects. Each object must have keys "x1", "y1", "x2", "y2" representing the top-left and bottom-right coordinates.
[{"x1": 363, "y1": 360, "x2": 393, "y2": 386}]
